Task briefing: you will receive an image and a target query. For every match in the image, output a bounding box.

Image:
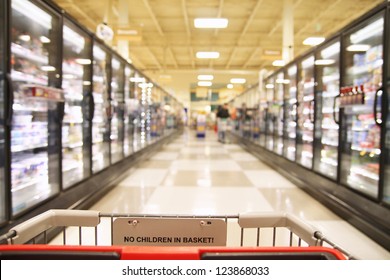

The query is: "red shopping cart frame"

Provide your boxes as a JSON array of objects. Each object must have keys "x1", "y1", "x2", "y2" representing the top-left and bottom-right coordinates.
[{"x1": 0, "y1": 245, "x2": 346, "y2": 260}]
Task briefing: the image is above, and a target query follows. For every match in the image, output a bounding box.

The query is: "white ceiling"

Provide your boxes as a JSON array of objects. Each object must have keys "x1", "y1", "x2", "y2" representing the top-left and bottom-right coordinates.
[{"x1": 52, "y1": 0, "x2": 384, "y2": 106}]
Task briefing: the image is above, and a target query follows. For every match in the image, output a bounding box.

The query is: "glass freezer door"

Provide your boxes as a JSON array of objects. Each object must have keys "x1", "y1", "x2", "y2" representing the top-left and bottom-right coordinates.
[
  {"x1": 283, "y1": 65, "x2": 298, "y2": 161},
  {"x1": 110, "y1": 57, "x2": 124, "y2": 163},
  {"x1": 313, "y1": 41, "x2": 340, "y2": 180},
  {"x1": 297, "y1": 56, "x2": 315, "y2": 169},
  {"x1": 124, "y1": 66, "x2": 134, "y2": 157},
  {"x1": 265, "y1": 77, "x2": 274, "y2": 151},
  {"x1": 61, "y1": 21, "x2": 92, "y2": 188},
  {"x1": 10, "y1": 0, "x2": 61, "y2": 215},
  {"x1": 0, "y1": 0, "x2": 6, "y2": 223},
  {"x1": 92, "y1": 44, "x2": 110, "y2": 173},
  {"x1": 340, "y1": 13, "x2": 384, "y2": 198},
  {"x1": 274, "y1": 72, "x2": 284, "y2": 155}
]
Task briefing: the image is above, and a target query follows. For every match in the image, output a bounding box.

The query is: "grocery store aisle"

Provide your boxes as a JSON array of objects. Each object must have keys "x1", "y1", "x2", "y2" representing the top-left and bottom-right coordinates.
[{"x1": 89, "y1": 129, "x2": 390, "y2": 259}]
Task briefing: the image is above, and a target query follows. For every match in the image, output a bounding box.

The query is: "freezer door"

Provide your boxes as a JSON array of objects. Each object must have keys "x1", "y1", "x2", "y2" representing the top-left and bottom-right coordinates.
[
  {"x1": 110, "y1": 57, "x2": 124, "y2": 163},
  {"x1": 10, "y1": 0, "x2": 61, "y2": 215},
  {"x1": 0, "y1": 0, "x2": 6, "y2": 223},
  {"x1": 62, "y1": 21, "x2": 92, "y2": 189},
  {"x1": 124, "y1": 66, "x2": 134, "y2": 157},
  {"x1": 265, "y1": 78, "x2": 275, "y2": 151},
  {"x1": 92, "y1": 44, "x2": 110, "y2": 173},
  {"x1": 313, "y1": 40, "x2": 341, "y2": 180},
  {"x1": 283, "y1": 65, "x2": 298, "y2": 161},
  {"x1": 274, "y1": 72, "x2": 284, "y2": 155},
  {"x1": 340, "y1": 12, "x2": 385, "y2": 198},
  {"x1": 297, "y1": 56, "x2": 315, "y2": 169},
  {"x1": 384, "y1": 80, "x2": 390, "y2": 204}
]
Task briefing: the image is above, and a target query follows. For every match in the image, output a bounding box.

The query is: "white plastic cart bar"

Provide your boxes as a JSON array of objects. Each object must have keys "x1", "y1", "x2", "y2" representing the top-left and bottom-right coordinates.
[{"x1": 8, "y1": 210, "x2": 100, "y2": 244}]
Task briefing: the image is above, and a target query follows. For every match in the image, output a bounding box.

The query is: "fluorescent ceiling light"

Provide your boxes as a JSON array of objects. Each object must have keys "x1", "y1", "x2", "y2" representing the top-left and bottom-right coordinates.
[
  {"x1": 83, "y1": 81, "x2": 91, "y2": 86},
  {"x1": 12, "y1": 0, "x2": 52, "y2": 29},
  {"x1": 112, "y1": 58, "x2": 120, "y2": 70},
  {"x1": 265, "y1": 84, "x2": 274, "y2": 89},
  {"x1": 288, "y1": 65, "x2": 297, "y2": 76},
  {"x1": 276, "y1": 79, "x2": 290, "y2": 84},
  {"x1": 230, "y1": 78, "x2": 246, "y2": 84},
  {"x1": 117, "y1": 29, "x2": 138, "y2": 35},
  {"x1": 198, "y1": 81, "x2": 212, "y2": 87},
  {"x1": 346, "y1": 44, "x2": 371, "y2": 52},
  {"x1": 75, "y1": 58, "x2": 92, "y2": 65},
  {"x1": 227, "y1": 84, "x2": 233, "y2": 89},
  {"x1": 194, "y1": 18, "x2": 228, "y2": 29},
  {"x1": 321, "y1": 42, "x2": 340, "y2": 59},
  {"x1": 130, "y1": 77, "x2": 146, "y2": 83},
  {"x1": 272, "y1": 60, "x2": 285, "y2": 67},
  {"x1": 196, "y1": 52, "x2": 220, "y2": 59},
  {"x1": 41, "y1": 66, "x2": 56, "y2": 72},
  {"x1": 350, "y1": 18, "x2": 383, "y2": 44},
  {"x1": 197, "y1": 75, "x2": 214, "y2": 81},
  {"x1": 303, "y1": 37, "x2": 325, "y2": 46},
  {"x1": 315, "y1": 59, "x2": 336, "y2": 65},
  {"x1": 93, "y1": 46, "x2": 106, "y2": 61},
  {"x1": 64, "y1": 26, "x2": 85, "y2": 50},
  {"x1": 302, "y1": 56, "x2": 314, "y2": 69}
]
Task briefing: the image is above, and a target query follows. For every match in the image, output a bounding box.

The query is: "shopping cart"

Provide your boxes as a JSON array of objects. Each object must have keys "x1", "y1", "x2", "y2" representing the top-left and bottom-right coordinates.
[{"x1": 0, "y1": 210, "x2": 354, "y2": 259}]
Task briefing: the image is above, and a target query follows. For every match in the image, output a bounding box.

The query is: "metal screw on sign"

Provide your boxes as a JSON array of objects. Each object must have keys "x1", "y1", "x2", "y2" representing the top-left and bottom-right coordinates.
[
  {"x1": 129, "y1": 220, "x2": 138, "y2": 226},
  {"x1": 200, "y1": 221, "x2": 206, "y2": 226}
]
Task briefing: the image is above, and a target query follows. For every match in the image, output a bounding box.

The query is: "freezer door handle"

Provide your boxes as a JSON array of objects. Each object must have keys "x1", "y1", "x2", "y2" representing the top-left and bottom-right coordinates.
[
  {"x1": 333, "y1": 95, "x2": 340, "y2": 125},
  {"x1": 374, "y1": 87, "x2": 383, "y2": 126},
  {"x1": 6, "y1": 73, "x2": 13, "y2": 126},
  {"x1": 90, "y1": 93, "x2": 95, "y2": 121}
]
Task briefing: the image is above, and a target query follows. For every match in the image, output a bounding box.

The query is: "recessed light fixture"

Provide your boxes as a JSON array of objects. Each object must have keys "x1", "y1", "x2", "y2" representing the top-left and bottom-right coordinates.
[
  {"x1": 346, "y1": 44, "x2": 371, "y2": 52},
  {"x1": 265, "y1": 84, "x2": 274, "y2": 89},
  {"x1": 130, "y1": 77, "x2": 146, "y2": 83},
  {"x1": 303, "y1": 37, "x2": 325, "y2": 46},
  {"x1": 194, "y1": 18, "x2": 228, "y2": 29},
  {"x1": 198, "y1": 81, "x2": 212, "y2": 87},
  {"x1": 230, "y1": 78, "x2": 246, "y2": 84},
  {"x1": 196, "y1": 52, "x2": 220, "y2": 59},
  {"x1": 197, "y1": 75, "x2": 214, "y2": 81},
  {"x1": 227, "y1": 84, "x2": 233, "y2": 89},
  {"x1": 272, "y1": 60, "x2": 285, "y2": 67}
]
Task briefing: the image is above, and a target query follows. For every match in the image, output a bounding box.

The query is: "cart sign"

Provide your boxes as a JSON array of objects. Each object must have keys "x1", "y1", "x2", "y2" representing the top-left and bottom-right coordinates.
[{"x1": 113, "y1": 217, "x2": 227, "y2": 246}]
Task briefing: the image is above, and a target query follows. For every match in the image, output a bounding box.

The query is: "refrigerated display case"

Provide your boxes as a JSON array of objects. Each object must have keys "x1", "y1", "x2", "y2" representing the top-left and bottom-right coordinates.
[
  {"x1": 0, "y1": 0, "x2": 6, "y2": 223},
  {"x1": 297, "y1": 55, "x2": 315, "y2": 169},
  {"x1": 265, "y1": 77, "x2": 274, "y2": 151},
  {"x1": 61, "y1": 20, "x2": 92, "y2": 189},
  {"x1": 110, "y1": 57, "x2": 124, "y2": 164},
  {"x1": 258, "y1": 99, "x2": 268, "y2": 148},
  {"x1": 283, "y1": 65, "x2": 298, "y2": 161},
  {"x1": 313, "y1": 40, "x2": 340, "y2": 180},
  {"x1": 340, "y1": 13, "x2": 385, "y2": 198},
  {"x1": 92, "y1": 43, "x2": 110, "y2": 173},
  {"x1": 10, "y1": 0, "x2": 62, "y2": 215},
  {"x1": 274, "y1": 72, "x2": 284, "y2": 155},
  {"x1": 124, "y1": 66, "x2": 135, "y2": 157}
]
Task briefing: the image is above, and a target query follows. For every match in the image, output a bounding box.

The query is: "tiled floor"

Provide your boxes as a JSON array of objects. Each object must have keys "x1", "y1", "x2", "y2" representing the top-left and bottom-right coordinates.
[{"x1": 89, "y1": 129, "x2": 390, "y2": 259}]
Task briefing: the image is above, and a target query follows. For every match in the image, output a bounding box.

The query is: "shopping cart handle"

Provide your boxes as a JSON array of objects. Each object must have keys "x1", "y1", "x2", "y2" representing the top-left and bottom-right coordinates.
[
  {"x1": 238, "y1": 212, "x2": 319, "y2": 246},
  {"x1": 9, "y1": 210, "x2": 100, "y2": 245}
]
